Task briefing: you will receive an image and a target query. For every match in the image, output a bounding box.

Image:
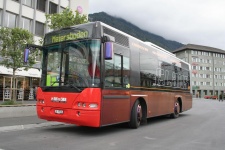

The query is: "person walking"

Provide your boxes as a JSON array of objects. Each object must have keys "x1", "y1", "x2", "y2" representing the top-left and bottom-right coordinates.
[{"x1": 219, "y1": 94, "x2": 223, "y2": 102}]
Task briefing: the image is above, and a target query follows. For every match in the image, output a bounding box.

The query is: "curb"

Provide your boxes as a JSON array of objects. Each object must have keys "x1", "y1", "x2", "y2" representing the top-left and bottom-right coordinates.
[
  {"x1": 0, "y1": 122, "x2": 64, "y2": 133},
  {"x1": 0, "y1": 104, "x2": 36, "y2": 107}
]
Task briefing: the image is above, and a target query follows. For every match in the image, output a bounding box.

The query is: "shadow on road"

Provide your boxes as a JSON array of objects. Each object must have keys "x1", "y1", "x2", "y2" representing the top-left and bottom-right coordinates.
[{"x1": 41, "y1": 113, "x2": 190, "y2": 136}]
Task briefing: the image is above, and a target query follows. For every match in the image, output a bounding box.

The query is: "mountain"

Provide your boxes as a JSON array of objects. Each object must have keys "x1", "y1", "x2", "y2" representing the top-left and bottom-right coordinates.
[{"x1": 88, "y1": 12, "x2": 183, "y2": 52}]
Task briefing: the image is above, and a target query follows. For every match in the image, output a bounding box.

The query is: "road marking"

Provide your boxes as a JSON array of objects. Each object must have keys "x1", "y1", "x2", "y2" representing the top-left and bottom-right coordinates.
[
  {"x1": 0, "y1": 122, "x2": 65, "y2": 133},
  {"x1": 144, "y1": 136, "x2": 156, "y2": 140}
]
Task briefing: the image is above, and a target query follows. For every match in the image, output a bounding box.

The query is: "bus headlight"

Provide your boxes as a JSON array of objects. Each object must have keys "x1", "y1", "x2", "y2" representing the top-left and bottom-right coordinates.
[
  {"x1": 77, "y1": 102, "x2": 82, "y2": 107},
  {"x1": 38, "y1": 99, "x2": 45, "y2": 104},
  {"x1": 82, "y1": 103, "x2": 86, "y2": 108},
  {"x1": 89, "y1": 103, "x2": 98, "y2": 108}
]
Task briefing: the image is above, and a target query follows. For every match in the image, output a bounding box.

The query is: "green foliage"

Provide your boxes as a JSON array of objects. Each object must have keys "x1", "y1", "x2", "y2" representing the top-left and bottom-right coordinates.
[
  {"x1": 89, "y1": 12, "x2": 183, "y2": 51},
  {"x1": 46, "y1": 8, "x2": 88, "y2": 30},
  {"x1": 0, "y1": 27, "x2": 37, "y2": 71},
  {"x1": 0, "y1": 100, "x2": 21, "y2": 105}
]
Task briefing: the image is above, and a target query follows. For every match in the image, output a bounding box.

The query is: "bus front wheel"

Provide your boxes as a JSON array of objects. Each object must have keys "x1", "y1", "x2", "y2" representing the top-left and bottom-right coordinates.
[
  {"x1": 129, "y1": 100, "x2": 142, "y2": 129},
  {"x1": 170, "y1": 100, "x2": 180, "y2": 118}
]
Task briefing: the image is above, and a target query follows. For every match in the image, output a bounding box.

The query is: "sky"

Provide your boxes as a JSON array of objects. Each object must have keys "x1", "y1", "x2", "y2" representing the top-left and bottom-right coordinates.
[{"x1": 89, "y1": 0, "x2": 225, "y2": 50}]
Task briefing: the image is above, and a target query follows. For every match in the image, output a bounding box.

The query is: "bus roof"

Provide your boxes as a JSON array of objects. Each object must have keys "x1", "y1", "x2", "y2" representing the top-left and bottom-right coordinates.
[{"x1": 98, "y1": 21, "x2": 190, "y2": 67}]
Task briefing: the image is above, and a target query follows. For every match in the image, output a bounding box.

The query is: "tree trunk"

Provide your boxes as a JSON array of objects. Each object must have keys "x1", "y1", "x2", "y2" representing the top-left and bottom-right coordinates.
[{"x1": 12, "y1": 69, "x2": 17, "y2": 101}]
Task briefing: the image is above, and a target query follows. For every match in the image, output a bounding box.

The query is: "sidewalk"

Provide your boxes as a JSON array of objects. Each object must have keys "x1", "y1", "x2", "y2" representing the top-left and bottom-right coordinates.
[
  {"x1": 0, "y1": 100, "x2": 36, "y2": 118},
  {"x1": 0, "y1": 100, "x2": 63, "y2": 132}
]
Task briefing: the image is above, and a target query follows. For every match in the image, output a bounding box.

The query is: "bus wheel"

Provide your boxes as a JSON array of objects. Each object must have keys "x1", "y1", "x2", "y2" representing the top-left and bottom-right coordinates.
[
  {"x1": 170, "y1": 101, "x2": 180, "y2": 118},
  {"x1": 129, "y1": 100, "x2": 142, "y2": 129}
]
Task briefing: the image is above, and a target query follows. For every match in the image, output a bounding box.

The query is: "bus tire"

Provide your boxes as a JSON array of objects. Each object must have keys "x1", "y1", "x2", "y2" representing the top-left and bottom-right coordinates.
[
  {"x1": 170, "y1": 100, "x2": 180, "y2": 118},
  {"x1": 129, "y1": 100, "x2": 142, "y2": 129}
]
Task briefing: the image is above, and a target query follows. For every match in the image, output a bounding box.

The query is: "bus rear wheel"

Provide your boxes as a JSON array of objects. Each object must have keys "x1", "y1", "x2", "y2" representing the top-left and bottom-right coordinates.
[
  {"x1": 129, "y1": 100, "x2": 142, "y2": 129},
  {"x1": 170, "y1": 101, "x2": 180, "y2": 118}
]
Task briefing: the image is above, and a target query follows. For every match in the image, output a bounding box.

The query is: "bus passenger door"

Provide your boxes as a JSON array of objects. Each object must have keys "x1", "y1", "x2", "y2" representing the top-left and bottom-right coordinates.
[{"x1": 101, "y1": 53, "x2": 130, "y2": 126}]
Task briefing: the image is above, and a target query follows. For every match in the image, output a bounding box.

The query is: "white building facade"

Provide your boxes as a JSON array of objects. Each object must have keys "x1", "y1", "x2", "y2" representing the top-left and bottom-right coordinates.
[
  {"x1": 0, "y1": 0, "x2": 89, "y2": 101},
  {"x1": 173, "y1": 44, "x2": 225, "y2": 99}
]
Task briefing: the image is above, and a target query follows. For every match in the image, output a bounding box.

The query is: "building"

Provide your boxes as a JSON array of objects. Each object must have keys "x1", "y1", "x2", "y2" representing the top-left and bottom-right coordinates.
[
  {"x1": 0, "y1": 0, "x2": 89, "y2": 101},
  {"x1": 173, "y1": 44, "x2": 225, "y2": 98}
]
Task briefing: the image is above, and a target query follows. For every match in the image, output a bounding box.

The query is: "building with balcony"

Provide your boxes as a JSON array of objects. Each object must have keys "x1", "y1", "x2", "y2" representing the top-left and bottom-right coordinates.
[
  {"x1": 173, "y1": 44, "x2": 225, "y2": 98},
  {"x1": 0, "y1": 0, "x2": 89, "y2": 101}
]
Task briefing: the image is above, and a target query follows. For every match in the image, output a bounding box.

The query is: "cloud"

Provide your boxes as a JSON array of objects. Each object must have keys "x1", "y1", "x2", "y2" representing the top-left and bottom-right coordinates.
[{"x1": 89, "y1": 0, "x2": 225, "y2": 50}]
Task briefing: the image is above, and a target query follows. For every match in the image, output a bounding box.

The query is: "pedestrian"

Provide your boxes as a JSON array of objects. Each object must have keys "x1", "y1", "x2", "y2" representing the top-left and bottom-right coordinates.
[
  {"x1": 33, "y1": 86, "x2": 37, "y2": 100},
  {"x1": 219, "y1": 94, "x2": 223, "y2": 102}
]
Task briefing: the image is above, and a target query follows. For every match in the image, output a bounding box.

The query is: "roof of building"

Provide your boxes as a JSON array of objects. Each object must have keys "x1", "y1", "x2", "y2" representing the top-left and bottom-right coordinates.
[{"x1": 172, "y1": 44, "x2": 225, "y2": 54}]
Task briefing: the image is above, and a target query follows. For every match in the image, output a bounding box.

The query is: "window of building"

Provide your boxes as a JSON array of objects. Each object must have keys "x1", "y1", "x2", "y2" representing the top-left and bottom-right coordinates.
[
  {"x1": 5, "y1": 12, "x2": 18, "y2": 28},
  {"x1": 192, "y1": 57, "x2": 198, "y2": 62},
  {"x1": 21, "y1": 17, "x2": 32, "y2": 32},
  {"x1": 206, "y1": 74, "x2": 210, "y2": 78},
  {"x1": 214, "y1": 75, "x2": 218, "y2": 79},
  {"x1": 22, "y1": 0, "x2": 32, "y2": 7},
  {"x1": 193, "y1": 81, "x2": 196, "y2": 85},
  {"x1": 35, "y1": 21, "x2": 44, "y2": 36},
  {"x1": 49, "y1": 2, "x2": 57, "y2": 14},
  {"x1": 192, "y1": 72, "x2": 198, "y2": 77},
  {"x1": 192, "y1": 66, "x2": 197, "y2": 70},
  {"x1": 37, "y1": 0, "x2": 46, "y2": 12}
]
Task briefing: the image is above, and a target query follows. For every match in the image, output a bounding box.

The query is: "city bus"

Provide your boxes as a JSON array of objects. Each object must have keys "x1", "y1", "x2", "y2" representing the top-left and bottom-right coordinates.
[{"x1": 25, "y1": 21, "x2": 192, "y2": 128}]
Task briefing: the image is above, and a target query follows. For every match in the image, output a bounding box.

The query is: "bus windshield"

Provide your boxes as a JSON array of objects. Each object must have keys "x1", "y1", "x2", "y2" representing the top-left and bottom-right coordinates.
[{"x1": 42, "y1": 39, "x2": 101, "y2": 89}]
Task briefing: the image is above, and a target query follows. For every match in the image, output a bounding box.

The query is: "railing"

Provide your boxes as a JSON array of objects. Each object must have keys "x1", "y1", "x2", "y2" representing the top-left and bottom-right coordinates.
[{"x1": 2, "y1": 88, "x2": 36, "y2": 102}]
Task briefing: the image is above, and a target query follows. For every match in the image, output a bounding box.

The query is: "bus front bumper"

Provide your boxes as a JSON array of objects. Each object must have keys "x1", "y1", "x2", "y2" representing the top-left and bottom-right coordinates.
[{"x1": 36, "y1": 106, "x2": 101, "y2": 127}]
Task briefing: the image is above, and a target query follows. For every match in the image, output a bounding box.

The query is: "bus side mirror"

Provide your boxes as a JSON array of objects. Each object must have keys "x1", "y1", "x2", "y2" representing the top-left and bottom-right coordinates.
[
  {"x1": 104, "y1": 42, "x2": 113, "y2": 60},
  {"x1": 24, "y1": 44, "x2": 43, "y2": 63},
  {"x1": 24, "y1": 48, "x2": 30, "y2": 63}
]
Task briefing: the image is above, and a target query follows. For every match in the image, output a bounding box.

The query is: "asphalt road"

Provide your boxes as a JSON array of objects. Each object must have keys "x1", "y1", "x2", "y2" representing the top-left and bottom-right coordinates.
[{"x1": 0, "y1": 99, "x2": 224, "y2": 150}]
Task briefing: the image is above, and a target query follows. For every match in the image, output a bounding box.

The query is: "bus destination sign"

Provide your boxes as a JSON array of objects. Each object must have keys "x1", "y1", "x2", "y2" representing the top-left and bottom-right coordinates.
[{"x1": 44, "y1": 29, "x2": 89, "y2": 45}]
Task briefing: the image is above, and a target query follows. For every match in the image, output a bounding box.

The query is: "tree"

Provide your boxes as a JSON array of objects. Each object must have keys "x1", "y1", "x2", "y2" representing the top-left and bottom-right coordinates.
[
  {"x1": 0, "y1": 27, "x2": 38, "y2": 101},
  {"x1": 46, "y1": 8, "x2": 88, "y2": 30}
]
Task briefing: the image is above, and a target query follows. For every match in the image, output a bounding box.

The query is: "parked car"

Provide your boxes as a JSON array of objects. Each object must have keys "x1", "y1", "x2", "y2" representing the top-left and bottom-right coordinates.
[
  {"x1": 211, "y1": 95, "x2": 218, "y2": 99},
  {"x1": 204, "y1": 95, "x2": 212, "y2": 99}
]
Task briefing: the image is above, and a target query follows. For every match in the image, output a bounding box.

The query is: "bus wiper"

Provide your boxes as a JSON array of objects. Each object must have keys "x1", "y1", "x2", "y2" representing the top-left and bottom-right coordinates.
[
  {"x1": 51, "y1": 81, "x2": 64, "y2": 86},
  {"x1": 66, "y1": 82, "x2": 81, "y2": 92},
  {"x1": 69, "y1": 83, "x2": 81, "y2": 92}
]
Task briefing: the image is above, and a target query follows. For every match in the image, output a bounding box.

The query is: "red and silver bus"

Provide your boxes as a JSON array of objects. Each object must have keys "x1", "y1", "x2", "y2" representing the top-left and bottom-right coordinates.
[{"x1": 28, "y1": 21, "x2": 192, "y2": 128}]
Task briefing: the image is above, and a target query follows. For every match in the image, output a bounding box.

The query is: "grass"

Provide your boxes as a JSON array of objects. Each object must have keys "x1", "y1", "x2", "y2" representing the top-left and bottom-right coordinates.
[{"x1": 0, "y1": 100, "x2": 22, "y2": 105}]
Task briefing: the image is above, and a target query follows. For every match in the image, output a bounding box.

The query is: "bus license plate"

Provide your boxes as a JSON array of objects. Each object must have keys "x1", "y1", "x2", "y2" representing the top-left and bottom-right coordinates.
[{"x1": 55, "y1": 109, "x2": 64, "y2": 114}]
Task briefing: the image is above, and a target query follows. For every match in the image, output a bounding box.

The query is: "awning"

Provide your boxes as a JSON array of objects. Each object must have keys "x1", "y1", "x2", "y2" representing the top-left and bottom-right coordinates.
[{"x1": 0, "y1": 66, "x2": 41, "y2": 78}]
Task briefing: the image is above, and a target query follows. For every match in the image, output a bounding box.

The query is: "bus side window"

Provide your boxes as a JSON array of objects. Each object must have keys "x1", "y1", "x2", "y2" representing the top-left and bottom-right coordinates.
[{"x1": 105, "y1": 54, "x2": 130, "y2": 88}]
